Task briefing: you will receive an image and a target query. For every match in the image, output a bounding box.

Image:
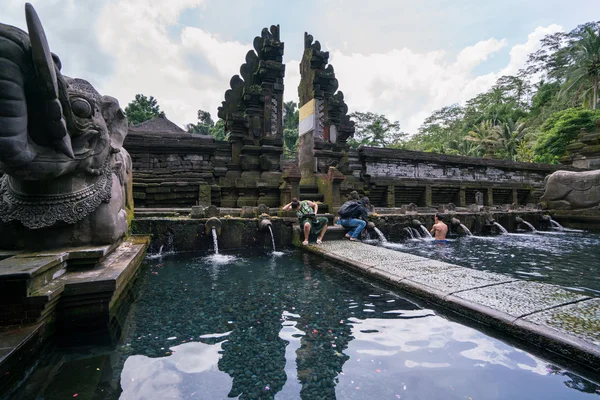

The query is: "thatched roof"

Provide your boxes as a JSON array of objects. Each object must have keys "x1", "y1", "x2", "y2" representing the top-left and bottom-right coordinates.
[{"x1": 129, "y1": 114, "x2": 186, "y2": 134}]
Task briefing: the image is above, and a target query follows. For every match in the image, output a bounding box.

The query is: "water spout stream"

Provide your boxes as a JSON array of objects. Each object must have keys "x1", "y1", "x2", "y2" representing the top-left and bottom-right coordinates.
[
  {"x1": 549, "y1": 219, "x2": 564, "y2": 231},
  {"x1": 412, "y1": 227, "x2": 422, "y2": 239},
  {"x1": 212, "y1": 227, "x2": 219, "y2": 255},
  {"x1": 521, "y1": 220, "x2": 537, "y2": 232},
  {"x1": 459, "y1": 224, "x2": 473, "y2": 236},
  {"x1": 373, "y1": 227, "x2": 387, "y2": 242},
  {"x1": 404, "y1": 227, "x2": 415, "y2": 239},
  {"x1": 419, "y1": 225, "x2": 433, "y2": 239},
  {"x1": 493, "y1": 222, "x2": 508, "y2": 234},
  {"x1": 268, "y1": 225, "x2": 276, "y2": 252}
]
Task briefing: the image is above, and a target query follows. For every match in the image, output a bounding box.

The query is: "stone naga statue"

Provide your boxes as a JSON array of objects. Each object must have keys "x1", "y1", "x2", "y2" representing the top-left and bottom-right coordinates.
[
  {"x1": 540, "y1": 170, "x2": 600, "y2": 210},
  {"x1": 0, "y1": 4, "x2": 133, "y2": 249}
]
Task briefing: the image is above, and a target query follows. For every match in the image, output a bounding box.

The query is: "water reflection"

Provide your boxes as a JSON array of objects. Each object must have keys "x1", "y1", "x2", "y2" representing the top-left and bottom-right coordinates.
[
  {"x1": 119, "y1": 251, "x2": 600, "y2": 400},
  {"x1": 10, "y1": 250, "x2": 600, "y2": 400},
  {"x1": 120, "y1": 341, "x2": 228, "y2": 399}
]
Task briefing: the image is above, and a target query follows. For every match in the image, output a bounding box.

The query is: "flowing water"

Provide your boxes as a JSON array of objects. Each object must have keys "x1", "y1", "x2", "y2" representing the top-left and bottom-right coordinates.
[
  {"x1": 404, "y1": 227, "x2": 414, "y2": 239},
  {"x1": 146, "y1": 232, "x2": 175, "y2": 260},
  {"x1": 212, "y1": 226, "x2": 219, "y2": 254},
  {"x1": 411, "y1": 227, "x2": 422, "y2": 239},
  {"x1": 550, "y1": 219, "x2": 564, "y2": 231},
  {"x1": 12, "y1": 250, "x2": 599, "y2": 400},
  {"x1": 459, "y1": 223, "x2": 473, "y2": 236},
  {"x1": 268, "y1": 225, "x2": 276, "y2": 251},
  {"x1": 373, "y1": 227, "x2": 387, "y2": 242},
  {"x1": 267, "y1": 225, "x2": 284, "y2": 256},
  {"x1": 419, "y1": 225, "x2": 433, "y2": 239},
  {"x1": 520, "y1": 220, "x2": 537, "y2": 232},
  {"x1": 385, "y1": 231, "x2": 600, "y2": 296},
  {"x1": 493, "y1": 221, "x2": 508, "y2": 234}
]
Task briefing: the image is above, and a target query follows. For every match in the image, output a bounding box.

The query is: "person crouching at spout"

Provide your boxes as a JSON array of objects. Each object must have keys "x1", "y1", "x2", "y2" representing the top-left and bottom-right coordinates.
[
  {"x1": 282, "y1": 198, "x2": 328, "y2": 245},
  {"x1": 430, "y1": 213, "x2": 449, "y2": 243}
]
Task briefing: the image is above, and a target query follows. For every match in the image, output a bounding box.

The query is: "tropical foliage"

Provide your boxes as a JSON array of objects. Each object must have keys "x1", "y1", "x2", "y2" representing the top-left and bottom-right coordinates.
[
  {"x1": 348, "y1": 112, "x2": 405, "y2": 148},
  {"x1": 283, "y1": 101, "x2": 299, "y2": 159},
  {"x1": 402, "y1": 21, "x2": 600, "y2": 164},
  {"x1": 125, "y1": 94, "x2": 163, "y2": 125},
  {"x1": 187, "y1": 110, "x2": 226, "y2": 140}
]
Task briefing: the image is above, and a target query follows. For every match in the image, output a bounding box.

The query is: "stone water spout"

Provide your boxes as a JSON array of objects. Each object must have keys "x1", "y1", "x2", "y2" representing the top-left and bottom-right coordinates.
[
  {"x1": 451, "y1": 217, "x2": 472, "y2": 236},
  {"x1": 258, "y1": 217, "x2": 272, "y2": 232},
  {"x1": 205, "y1": 217, "x2": 222, "y2": 236},
  {"x1": 205, "y1": 217, "x2": 222, "y2": 254},
  {"x1": 411, "y1": 219, "x2": 432, "y2": 239},
  {"x1": 516, "y1": 216, "x2": 537, "y2": 232}
]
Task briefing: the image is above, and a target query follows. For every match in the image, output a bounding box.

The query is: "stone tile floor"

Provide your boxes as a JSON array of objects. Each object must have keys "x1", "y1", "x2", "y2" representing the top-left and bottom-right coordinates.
[{"x1": 307, "y1": 240, "x2": 600, "y2": 354}]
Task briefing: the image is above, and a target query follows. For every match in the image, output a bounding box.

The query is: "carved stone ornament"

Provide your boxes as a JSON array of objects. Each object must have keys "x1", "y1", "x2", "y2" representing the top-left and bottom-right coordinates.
[{"x1": 0, "y1": 157, "x2": 113, "y2": 229}]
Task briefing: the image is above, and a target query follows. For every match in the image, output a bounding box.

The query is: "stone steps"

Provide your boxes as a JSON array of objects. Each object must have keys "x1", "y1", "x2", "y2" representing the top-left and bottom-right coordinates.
[
  {"x1": 292, "y1": 218, "x2": 348, "y2": 244},
  {"x1": 0, "y1": 237, "x2": 150, "y2": 394}
]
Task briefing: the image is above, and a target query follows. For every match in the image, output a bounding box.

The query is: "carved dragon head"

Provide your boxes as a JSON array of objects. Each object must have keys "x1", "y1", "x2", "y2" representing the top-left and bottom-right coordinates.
[{"x1": 0, "y1": 3, "x2": 127, "y2": 181}]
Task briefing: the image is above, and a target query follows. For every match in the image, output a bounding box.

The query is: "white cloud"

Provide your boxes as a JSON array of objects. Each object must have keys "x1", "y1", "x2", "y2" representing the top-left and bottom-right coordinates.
[
  {"x1": 326, "y1": 26, "x2": 562, "y2": 134},
  {"x1": 0, "y1": 1, "x2": 567, "y2": 136},
  {"x1": 500, "y1": 24, "x2": 563, "y2": 76}
]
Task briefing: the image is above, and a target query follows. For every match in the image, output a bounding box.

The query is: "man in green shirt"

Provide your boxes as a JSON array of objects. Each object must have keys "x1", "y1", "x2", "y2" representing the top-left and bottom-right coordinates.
[{"x1": 283, "y1": 198, "x2": 329, "y2": 245}]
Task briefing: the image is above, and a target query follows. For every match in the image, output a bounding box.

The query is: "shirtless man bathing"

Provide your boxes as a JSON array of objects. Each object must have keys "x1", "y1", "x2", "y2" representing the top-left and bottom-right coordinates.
[{"x1": 430, "y1": 213, "x2": 448, "y2": 242}]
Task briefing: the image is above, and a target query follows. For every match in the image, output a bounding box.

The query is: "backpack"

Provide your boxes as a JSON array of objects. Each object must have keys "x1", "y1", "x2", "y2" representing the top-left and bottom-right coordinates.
[{"x1": 338, "y1": 201, "x2": 361, "y2": 218}]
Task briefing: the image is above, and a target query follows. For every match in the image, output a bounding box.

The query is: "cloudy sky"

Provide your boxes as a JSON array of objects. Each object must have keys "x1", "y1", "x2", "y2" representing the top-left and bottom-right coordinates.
[{"x1": 2, "y1": 0, "x2": 599, "y2": 134}]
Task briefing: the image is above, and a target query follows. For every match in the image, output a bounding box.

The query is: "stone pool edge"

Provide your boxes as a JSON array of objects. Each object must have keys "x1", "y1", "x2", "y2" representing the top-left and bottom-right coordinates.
[{"x1": 299, "y1": 241, "x2": 600, "y2": 376}]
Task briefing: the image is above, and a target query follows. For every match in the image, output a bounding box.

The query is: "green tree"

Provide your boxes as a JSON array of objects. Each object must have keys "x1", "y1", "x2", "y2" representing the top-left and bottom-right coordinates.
[
  {"x1": 187, "y1": 110, "x2": 226, "y2": 140},
  {"x1": 560, "y1": 26, "x2": 600, "y2": 109},
  {"x1": 464, "y1": 120, "x2": 500, "y2": 157},
  {"x1": 406, "y1": 104, "x2": 467, "y2": 154},
  {"x1": 125, "y1": 94, "x2": 163, "y2": 125},
  {"x1": 348, "y1": 112, "x2": 405, "y2": 147},
  {"x1": 283, "y1": 101, "x2": 299, "y2": 158},
  {"x1": 533, "y1": 107, "x2": 600, "y2": 163},
  {"x1": 493, "y1": 119, "x2": 529, "y2": 161},
  {"x1": 525, "y1": 22, "x2": 600, "y2": 109}
]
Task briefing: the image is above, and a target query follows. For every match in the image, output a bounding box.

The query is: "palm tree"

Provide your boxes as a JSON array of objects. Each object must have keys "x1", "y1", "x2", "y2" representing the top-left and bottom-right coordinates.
[
  {"x1": 493, "y1": 119, "x2": 528, "y2": 161},
  {"x1": 560, "y1": 25, "x2": 600, "y2": 109},
  {"x1": 465, "y1": 120, "x2": 501, "y2": 157}
]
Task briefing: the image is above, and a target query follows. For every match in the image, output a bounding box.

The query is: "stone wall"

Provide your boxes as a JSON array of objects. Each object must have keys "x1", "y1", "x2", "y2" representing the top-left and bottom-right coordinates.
[
  {"x1": 124, "y1": 133, "x2": 582, "y2": 209},
  {"x1": 358, "y1": 147, "x2": 572, "y2": 207},
  {"x1": 124, "y1": 132, "x2": 230, "y2": 207},
  {"x1": 132, "y1": 217, "x2": 294, "y2": 253}
]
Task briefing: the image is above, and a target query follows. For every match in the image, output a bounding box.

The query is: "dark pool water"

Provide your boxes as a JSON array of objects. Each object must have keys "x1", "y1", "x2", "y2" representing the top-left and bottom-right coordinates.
[
  {"x1": 378, "y1": 231, "x2": 600, "y2": 296},
  {"x1": 10, "y1": 250, "x2": 600, "y2": 400}
]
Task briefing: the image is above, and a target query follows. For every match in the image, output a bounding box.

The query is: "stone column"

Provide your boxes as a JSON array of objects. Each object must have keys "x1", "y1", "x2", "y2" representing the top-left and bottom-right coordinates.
[
  {"x1": 386, "y1": 185, "x2": 395, "y2": 207},
  {"x1": 512, "y1": 188, "x2": 519, "y2": 206},
  {"x1": 425, "y1": 185, "x2": 432, "y2": 207},
  {"x1": 326, "y1": 167, "x2": 346, "y2": 212},
  {"x1": 282, "y1": 165, "x2": 302, "y2": 202},
  {"x1": 298, "y1": 99, "x2": 317, "y2": 185},
  {"x1": 487, "y1": 188, "x2": 494, "y2": 206},
  {"x1": 198, "y1": 183, "x2": 211, "y2": 207},
  {"x1": 459, "y1": 187, "x2": 466, "y2": 207}
]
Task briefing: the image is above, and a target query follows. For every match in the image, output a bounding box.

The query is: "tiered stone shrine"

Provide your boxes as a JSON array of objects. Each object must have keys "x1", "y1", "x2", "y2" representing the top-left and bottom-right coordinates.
[
  {"x1": 217, "y1": 25, "x2": 286, "y2": 207},
  {"x1": 297, "y1": 32, "x2": 355, "y2": 186}
]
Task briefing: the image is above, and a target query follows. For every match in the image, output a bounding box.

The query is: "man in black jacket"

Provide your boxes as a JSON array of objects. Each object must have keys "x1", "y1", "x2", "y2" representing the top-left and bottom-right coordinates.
[{"x1": 336, "y1": 199, "x2": 370, "y2": 241}]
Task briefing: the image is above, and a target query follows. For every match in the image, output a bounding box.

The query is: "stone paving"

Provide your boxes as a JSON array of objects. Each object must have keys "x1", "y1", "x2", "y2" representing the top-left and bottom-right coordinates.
[{"x1": 305, "y1": 240, "x2": 600, "y2": 371}]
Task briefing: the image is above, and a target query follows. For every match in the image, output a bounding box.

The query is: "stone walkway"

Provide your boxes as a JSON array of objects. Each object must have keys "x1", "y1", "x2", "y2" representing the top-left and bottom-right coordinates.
[{"x1": 302, "y1": 240, "x2": 600, "y2": 373}]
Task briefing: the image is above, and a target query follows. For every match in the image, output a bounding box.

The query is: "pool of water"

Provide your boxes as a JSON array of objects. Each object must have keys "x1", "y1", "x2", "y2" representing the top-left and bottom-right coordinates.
[
  {"x1": 378, "y1": 231, "x2": 600, "y2": 296},
  {"x1": 10, "y1": 250, "x2": 600, "y2": 400}
]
